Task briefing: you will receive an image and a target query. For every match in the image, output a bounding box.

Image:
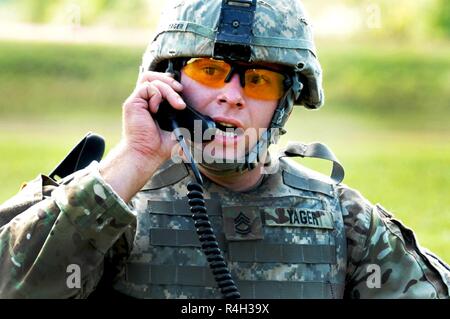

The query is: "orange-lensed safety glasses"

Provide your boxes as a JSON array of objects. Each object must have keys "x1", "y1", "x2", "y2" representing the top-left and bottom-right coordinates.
[{"x1": 182, "y1": 58, "x2": 288, "y2": 100}]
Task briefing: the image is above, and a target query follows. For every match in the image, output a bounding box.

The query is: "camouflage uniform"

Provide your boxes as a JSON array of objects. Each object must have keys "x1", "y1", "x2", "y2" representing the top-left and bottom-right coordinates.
[{"x1": 0, "y1": 145, "x2": 449, "y2": 298}]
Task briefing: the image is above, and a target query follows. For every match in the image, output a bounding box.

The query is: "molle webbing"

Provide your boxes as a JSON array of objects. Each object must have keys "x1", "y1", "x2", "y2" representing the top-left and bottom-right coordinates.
[
  {"x1": 228, "y1": 241, "x2": 336, "y2": 264},
  {"x1": 237, "y1": 281, "x2": 343, "y2": 299},
  {"x1": 149, "y1": 265, "x2": 216, "y2": 286},
  {"x1": 150, "y1": 228, "x2": 226, "y2": 251},
  {"x1": 147, "y1": 199, "x2": 222, "y2": 216},
  {"x1": 124, "y1": 263, "x2": 342, "y2": 298}
]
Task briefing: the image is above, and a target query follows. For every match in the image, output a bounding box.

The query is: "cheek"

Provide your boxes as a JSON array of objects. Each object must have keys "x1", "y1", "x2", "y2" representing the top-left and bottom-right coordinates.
[
  {"x1": 180, "y1": 73, "x2": 216, "y2": 111},
  {"x1": 249, "y1": 100, "x2": 279, "y2": 128}
]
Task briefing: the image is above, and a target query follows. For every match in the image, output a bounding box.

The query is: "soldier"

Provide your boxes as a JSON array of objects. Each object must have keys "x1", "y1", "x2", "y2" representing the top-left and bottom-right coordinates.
[{"x1": 0, "y1": 0, "x2": 449, "y2": 299}]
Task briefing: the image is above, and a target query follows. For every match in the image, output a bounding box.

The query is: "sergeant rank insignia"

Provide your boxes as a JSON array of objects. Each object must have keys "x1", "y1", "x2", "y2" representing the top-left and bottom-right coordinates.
[{"x1": 234, "y1": 212, "x2": 251, "y2": 235}]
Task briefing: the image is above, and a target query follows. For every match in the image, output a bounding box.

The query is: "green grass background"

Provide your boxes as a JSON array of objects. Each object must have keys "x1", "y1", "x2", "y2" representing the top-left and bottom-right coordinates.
[{"x1": 0, "y1": 40, "x2": 449, "y2": 262}]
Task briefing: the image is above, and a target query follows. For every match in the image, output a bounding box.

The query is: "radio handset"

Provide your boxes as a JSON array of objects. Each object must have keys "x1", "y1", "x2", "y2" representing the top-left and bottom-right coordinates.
[
  {"x1": 153, "y1": 101, "x2": 216, "y2": 141},
  {"x1": 151, "y1": 60, "x2": 240, "y2": 299}
]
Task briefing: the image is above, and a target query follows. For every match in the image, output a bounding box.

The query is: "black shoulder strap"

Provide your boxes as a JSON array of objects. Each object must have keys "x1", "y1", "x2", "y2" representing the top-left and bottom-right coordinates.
[
  {"x1": 49, "y1": 132, "x2": 105, "y2": 180},
  {"x1": 280, "y1": 141, "x2": 345, "y2": 184}
]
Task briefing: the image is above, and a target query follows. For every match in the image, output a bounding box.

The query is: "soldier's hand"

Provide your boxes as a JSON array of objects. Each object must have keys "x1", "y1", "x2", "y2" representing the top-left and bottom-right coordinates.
[
  {"x1": 99, "y1": 71, "x2": 186, "y2": 202},
  {"x1": 122, "y1": 71, "x2": 186, "y2": 162}
]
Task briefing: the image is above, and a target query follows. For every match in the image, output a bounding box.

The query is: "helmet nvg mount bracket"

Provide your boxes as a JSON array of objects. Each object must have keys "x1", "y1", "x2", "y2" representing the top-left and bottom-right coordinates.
[{"x1": 213, "y1": 0, "x2": 256, "y2": 62}]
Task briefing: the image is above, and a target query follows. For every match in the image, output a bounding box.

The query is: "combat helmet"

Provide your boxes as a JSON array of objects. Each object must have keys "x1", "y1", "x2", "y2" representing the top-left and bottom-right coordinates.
[{"x1": 140, "y1": 0, "x2": 324, "y2": 174}]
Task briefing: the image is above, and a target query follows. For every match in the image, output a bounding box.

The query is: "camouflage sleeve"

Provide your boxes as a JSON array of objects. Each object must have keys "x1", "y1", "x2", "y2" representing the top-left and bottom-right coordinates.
[
  {"x1": 338, "y1": 186, "x2": 450, "y2": 299},
  {"x1": 0, "y1": 162, "x2": 136, "y2": 298}
]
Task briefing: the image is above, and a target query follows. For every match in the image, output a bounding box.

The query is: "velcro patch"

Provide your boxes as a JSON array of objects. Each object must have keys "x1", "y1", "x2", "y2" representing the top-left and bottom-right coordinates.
[
  {"x1": 222, "y1": 206, "x2": 264, "y2": 241},
  {"x1": 263, "y1": 207, "x2": 334, "y2": 230}
]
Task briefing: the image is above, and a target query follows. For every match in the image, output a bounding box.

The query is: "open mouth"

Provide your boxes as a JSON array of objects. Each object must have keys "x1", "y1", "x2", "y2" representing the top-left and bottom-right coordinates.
[{"x1": 214, "y1": 121, "x2": 242, "y2": 137}]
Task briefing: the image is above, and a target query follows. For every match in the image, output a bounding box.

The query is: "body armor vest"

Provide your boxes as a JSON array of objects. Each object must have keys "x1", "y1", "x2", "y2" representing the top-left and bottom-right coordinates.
[{"x1": 113, "y1": 144, "x2": 348, "y2": 299}]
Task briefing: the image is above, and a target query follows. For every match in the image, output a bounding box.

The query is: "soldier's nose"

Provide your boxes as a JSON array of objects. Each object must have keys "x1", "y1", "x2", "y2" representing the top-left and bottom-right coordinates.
[{"x1": 217, "y1": 74, "x2": 245, "y2": 109}]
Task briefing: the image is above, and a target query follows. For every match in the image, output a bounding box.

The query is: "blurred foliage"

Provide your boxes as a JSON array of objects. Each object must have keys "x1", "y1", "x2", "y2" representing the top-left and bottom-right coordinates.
[
  {"x1": 369, "y1": 0, "x2": 432, "y2": 40},
  {"x1": 336, "y1": 0, "x2": 435, "y2": 39},
  {"x1": 0, "y1": 41, "x2": 141, "y2": 118},
  {"x1": 317, "y1": 40, "x2": 450, "y2": 127},
  {"x1": 433, "y1": 0, "x2": 450, "y2": 37},
  {"x1": 19, "y1": 0, "x2": 58, "y2": 23},
  {"x1": 0, "y1": 0, "x2": 447, "y2": 39},
  {"x1": 11, "y1": 0, "x2": 162, "y2": 28}
]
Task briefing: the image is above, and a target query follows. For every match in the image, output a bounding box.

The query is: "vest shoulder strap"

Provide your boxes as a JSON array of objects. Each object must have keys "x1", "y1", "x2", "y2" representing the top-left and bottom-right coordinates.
[
  {"x1": 141, "y1": 160, "x2": 189, "y2": 191},
  {"x1": 279, "y1": 141, "x2": 345, "y2": 184}
]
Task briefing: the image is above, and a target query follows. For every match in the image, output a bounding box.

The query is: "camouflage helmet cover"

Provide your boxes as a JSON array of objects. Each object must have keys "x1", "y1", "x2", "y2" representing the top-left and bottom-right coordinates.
[{"x1": 141, "y1": 0, "x2": 324, "y2": 109}]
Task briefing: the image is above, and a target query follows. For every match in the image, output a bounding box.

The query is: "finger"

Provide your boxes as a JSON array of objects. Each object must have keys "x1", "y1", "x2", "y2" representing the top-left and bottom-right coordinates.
[
  {"x1": 147, "y1": 85, "x2": 162, "y2": 114},
  {"x1": 135, "y1": 81, "x2": 158, "y2": 100},
  {"x1": 128, "y1": 82, "x2": 159, "y2": 113},
  {"x1": 151, "y1": 80, "x2": 186, "y2": 110},
  {"x1": 138, "y1": 71, "x2": 183, "y2": 91}
]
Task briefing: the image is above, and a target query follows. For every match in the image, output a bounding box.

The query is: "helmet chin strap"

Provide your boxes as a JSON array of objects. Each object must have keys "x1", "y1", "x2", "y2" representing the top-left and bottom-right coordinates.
[
  {"x1": 197, "y1": 80, "x2": 298, "y2": 177},
  {"x1": 197, "y1": 129, "x2": 272, "y2": 177}
]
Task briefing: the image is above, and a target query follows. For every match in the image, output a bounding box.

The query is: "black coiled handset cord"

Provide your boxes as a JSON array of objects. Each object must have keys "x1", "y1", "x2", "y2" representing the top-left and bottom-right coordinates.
[
  {"x1": 187, "y1": 182, "x2": 240, "y2": 299},
  {"x1": 160, "y1": 61, "x2": 240, "y2": 299}
]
